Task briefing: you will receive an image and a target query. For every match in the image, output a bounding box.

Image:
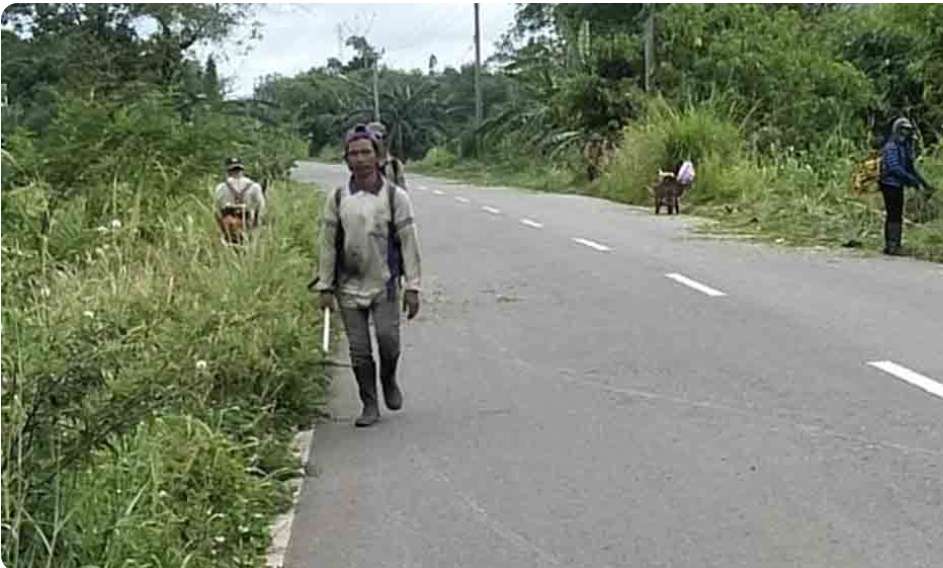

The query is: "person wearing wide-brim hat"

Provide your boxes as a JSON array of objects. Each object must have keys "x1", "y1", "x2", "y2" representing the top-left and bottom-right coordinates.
[
  {"x1": 367, "y1": 121, "x2": 407, "y2": 189},
  {"x1": 214, "y1": 157, "x2": 266, "y2": 244}
]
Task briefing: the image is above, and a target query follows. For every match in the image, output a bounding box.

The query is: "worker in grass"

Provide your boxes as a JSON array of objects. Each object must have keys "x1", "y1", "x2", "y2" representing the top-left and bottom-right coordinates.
[
  {"x1": 214, "y1": 157, "x2": 265, "y2": 245},
  {"x1": 878, "y1": 117, "x2": 936, "y2": 255}
]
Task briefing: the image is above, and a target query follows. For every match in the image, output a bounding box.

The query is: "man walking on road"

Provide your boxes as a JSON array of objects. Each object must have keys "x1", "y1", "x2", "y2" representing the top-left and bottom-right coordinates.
[
  {"x1": 312, "y1": 125, "x2": 422, "y2": 427},
  {"x1": 367, "y1": 121, "x2": 407, "y2": 189},
  {"x1": 878, "y1": 117, "x2": 936, "y2": 255}
]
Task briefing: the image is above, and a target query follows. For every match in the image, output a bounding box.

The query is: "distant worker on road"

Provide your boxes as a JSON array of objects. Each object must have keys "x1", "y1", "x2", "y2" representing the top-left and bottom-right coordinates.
[
  {"x1": 878, "y1": 118, "x2": 936, "y2": 255},
  {"x1": 367, "y1": 121, "x2": 407, "y2": 189}
]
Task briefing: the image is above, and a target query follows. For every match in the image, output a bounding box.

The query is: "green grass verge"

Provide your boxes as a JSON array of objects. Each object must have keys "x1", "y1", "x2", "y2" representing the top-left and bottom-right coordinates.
[
  {"x1": 410, "y1": 156, "x2": 587, "y2": 194},
  {"x1": 2, "y1": 178, "x2": 329, "y2": 567}
]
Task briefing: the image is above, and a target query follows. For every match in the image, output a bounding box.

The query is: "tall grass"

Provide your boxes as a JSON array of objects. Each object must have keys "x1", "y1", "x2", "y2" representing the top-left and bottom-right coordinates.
[
  {"x1": 413, "y1": 145, "x2": 583, "y2": 193},
  {"x1": 598, "y1": 99, "x2": 943, "y2": 261},
  {"x1": 2, "y1": 174, "x2": 328, "y2": 566}
]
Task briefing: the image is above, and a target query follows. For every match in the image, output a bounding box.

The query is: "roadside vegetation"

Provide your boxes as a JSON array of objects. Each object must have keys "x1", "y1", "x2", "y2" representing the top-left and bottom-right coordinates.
[
  {"x1": 260, "y1": 4, "x2": 942, "y2": 261},
  {"x1": 4, "y1": 3, "x2": 942, "y2": 566},
  {"x1": 2, "y1": 5, "x2": 326, "y2": 566}
]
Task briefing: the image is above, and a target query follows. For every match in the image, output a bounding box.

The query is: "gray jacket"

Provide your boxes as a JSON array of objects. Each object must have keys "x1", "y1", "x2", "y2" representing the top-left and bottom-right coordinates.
[{"x1": 314, "y1": 178, "x2": 421, "y2": 308}]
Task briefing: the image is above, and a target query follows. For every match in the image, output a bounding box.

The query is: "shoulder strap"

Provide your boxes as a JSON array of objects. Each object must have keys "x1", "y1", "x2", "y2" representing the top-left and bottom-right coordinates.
[
  {"x1": 332, "y1": 187, "x2": 345, "y2": 287},
  {"x1": 226, "y1": 179, "x2": 250, "y2": 204},
  {"x1": 386, "y1": 182, "x2": 404, "y2": 292},
  {"x1": 388, "y1": 183, "x2": 401, "y2": 246},
  {"x1": 333, "y1": 186, "x2": 344, "y2": 239}
]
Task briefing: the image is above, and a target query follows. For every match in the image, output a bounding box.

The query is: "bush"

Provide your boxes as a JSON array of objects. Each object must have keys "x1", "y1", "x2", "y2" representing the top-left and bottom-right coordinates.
[
  {"x1": 412, "y1": 142, "x2": 583, "y2": 193},
  {"x1": 3, "y1": 180, "x2": 328, "y2": 567},
  {"x1": 419, "y1": 146, "x2": 458, "y2": 169},
  {"x1": 658, "y1": 4, "x2": 876, "y2": 151},
  {"x1": 2, "y1": 89, "x2": 305, "y2": 233},
  {"x1": 2, "y1": 84, "x2": 325, "y2": 567},
  {"x1": 596, "y1": 98, "x2": 943, "y2": 261},
  {"x1": 599, "y1": 99, "x2": 746, "y2": 205}
]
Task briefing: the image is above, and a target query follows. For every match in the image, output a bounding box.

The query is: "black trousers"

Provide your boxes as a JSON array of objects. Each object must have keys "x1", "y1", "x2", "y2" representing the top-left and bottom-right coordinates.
[{"x1": 880, "y1": 184, "x2": 904, "y2": 224}]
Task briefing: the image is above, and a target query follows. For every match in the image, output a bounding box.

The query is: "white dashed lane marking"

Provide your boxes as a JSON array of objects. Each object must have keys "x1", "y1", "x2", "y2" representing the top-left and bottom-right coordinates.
[
  {"x1": 665, "y1": 273, "x2": 726, "y2": 297},
  {"x1": 572, "y1": 237, "x2": 611, "y2": 252},
  {"x1": 455, "y1": 196, "x2": 471, "y2": 204},
  {"x1": 433, "y1": 189, "x2": 445, "y2": 196},
  {"x1": 482, "y1": 206, "x2": 501, "y2": 215},
  {"x1": 868, "y1": 361, "x2": 943, "y2": 400},
  {"x1": 521, "y1": 219, "x2": 543, "y2": 229}
]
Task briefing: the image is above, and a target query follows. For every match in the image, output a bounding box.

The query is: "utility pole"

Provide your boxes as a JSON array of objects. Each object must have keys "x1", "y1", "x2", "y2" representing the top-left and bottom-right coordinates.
[
  {"x1": 643, "y1": 4, "x2": 655, "y2": 93},
  {"x1": 373, "y1": 56, "x2": 381, "y2": 122},
  {"x1": 474, "y1": 3, "x2": 482, "y2": 128}
]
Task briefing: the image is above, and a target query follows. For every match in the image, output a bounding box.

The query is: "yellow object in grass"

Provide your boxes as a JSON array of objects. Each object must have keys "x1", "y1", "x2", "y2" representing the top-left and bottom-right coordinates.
[{"x1": 851, "y1": 153, "x2": 880, "y2": 194}]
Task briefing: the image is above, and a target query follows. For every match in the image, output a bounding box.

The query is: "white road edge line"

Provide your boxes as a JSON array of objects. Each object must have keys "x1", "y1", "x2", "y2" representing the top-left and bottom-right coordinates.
[
  {"x1": 867, "y1": 361, "x2": 943, "y2": 400},
  {"x1": 665, "y1": 273, "x2": 727, "y2": 297},
  {"x1": 482, "y1": 206, "x2": 501, "y2": 215},
  {"x1": 265, "y1": 428, "x2": 313, "y2": 567},
  {"x1": 433, "y1": 189, "x2": 445, "y2": 195},
  {"x1": 572, "y1": 237, "x2": 611, "y2": 252},
  {"x1": 455, "y1": 196, "x2": 471, "y2": 203},
  {"x1": 521, "y1": 218, "x2": 543, "y2": 229}
]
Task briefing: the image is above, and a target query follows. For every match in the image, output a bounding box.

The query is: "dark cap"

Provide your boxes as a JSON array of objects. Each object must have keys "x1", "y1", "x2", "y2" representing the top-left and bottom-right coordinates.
[
  {"x1": 343, "y1": 124, "x2": 382, "y2": 156},
  {"x1": 345, "y1": 124, "x2": 378, "y2": 145},
  {"x1": 224, "y1": 157, "x2": 245, "y2": 171}
]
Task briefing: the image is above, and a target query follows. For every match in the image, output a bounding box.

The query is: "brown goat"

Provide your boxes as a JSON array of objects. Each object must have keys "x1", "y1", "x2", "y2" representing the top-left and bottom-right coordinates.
[
  {"x1": 218, "y1": 205, "x2": 249, "y2": 245},
  {"x1": 651, "y1": 173, "x2": 690, "y2": 215}
]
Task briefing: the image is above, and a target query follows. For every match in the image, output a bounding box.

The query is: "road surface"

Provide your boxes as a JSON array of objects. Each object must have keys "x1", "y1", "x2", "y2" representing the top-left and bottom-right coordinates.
[{"x1": 284, "y1": 161, "x2": 942, "y2": 568}]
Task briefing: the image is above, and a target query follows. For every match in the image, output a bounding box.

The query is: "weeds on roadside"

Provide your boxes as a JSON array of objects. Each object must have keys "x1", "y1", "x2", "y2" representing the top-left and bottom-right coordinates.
[{"x1": 2, "y1": 177, "x2": 328, "y2": 566}]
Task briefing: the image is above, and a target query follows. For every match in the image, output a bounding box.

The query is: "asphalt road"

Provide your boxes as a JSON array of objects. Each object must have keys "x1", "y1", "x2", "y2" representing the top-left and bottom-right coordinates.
[{"x1": 284, "y1": 161, "x2": 942, "y2": 568}]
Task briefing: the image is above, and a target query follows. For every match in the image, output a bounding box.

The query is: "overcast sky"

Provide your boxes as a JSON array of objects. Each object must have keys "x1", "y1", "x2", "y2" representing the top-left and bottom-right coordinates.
[{"x1": 197, "y1": 3, "x2": 519, "y2": 98}]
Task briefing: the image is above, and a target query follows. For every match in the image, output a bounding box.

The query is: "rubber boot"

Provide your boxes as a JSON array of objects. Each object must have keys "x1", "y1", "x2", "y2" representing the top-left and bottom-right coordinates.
[
  {"x1": 884, "y1": 222, "x2": 903, "y2": 255},
  {"x1": 379, "y1": 356, "x2": 403, "y2": 411},
  {"x1": 353, "y1": 361, "x2": 380, "y2": 427}
]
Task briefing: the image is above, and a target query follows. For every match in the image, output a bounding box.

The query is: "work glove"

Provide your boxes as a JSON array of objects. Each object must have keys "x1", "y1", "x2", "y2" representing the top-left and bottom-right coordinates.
[
  {"x1": 318, "y1": 291, "x2": 335, "y2": 311},
  {"x1": 403, "y1": 290, "x2": 420, "y2": 320}
]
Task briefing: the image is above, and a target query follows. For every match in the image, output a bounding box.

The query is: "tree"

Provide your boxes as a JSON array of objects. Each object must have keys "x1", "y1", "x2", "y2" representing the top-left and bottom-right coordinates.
[
  {"x1": 132, "y1": 4, "x2": 253, "y2": 87},
  {"x1": 326, "y1": 57, "x2": 345, "y2": 75},
  {"x1": 833, "y1": 4, "x2": 943, "y2": 143},
  {"x1": 0, "y1": 3, "x2": 251, "y2": 91},
  {"x1": 1, "y1": 3, "x2": 253, "y2": 135},
  {"x1": 203, "y1": 55, "x2": 221, "y2": 100},
  {"x1": 655, "y1": 4, "x2": 874, "y2": 150},
  {"x1": 344, "y1": 35, "x2": 381, "y2": 71}
]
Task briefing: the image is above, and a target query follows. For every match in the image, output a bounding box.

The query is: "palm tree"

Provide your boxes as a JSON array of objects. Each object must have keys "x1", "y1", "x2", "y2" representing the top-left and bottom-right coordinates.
[{"x1": 340, "y1": 73, "x2": 460, "y2": 160}]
